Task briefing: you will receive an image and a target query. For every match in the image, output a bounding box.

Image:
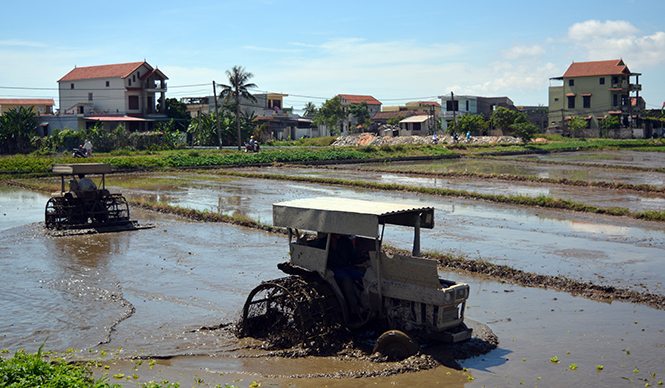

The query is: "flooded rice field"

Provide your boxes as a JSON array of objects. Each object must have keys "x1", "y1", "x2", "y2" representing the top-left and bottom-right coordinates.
[
  {"x1": 356, "y1": 156, "x2": 665, "y2": 187},
  {"x1": 509, "y1": 150, "x2": 665, "y2": 170},
  {"x1": 1, "y1": 149, "x2": 665, "y2": 387},
  {"x1": 234, "y1": 165, "x2": 665, "y2": 213},
  {"x1": 78, "y1": 170, "x2": 665, "y2": 294}
]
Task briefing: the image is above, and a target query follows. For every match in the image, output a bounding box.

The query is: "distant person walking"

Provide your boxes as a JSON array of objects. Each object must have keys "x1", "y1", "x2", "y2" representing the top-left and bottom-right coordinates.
[{"x1": 83, "y1": 139, "x2": 93, "y2": 157}]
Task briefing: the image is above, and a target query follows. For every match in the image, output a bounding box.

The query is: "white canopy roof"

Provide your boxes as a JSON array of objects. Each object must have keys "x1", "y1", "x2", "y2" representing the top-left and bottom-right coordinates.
[
  {"x1": 399, "y1": 115, "x2": 430, "y2": 123},
  {"x1": 273, "y1": 197, "x2": 434, "y2": 238}
]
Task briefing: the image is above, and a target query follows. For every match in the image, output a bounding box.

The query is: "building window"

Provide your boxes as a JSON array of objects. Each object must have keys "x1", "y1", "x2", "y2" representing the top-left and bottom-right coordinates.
[
  {"x1": 613, "y1": 94, "x2": 618, "y2": 107},
  {"x1": 106, "y1": 81, "x2": 110, "y2": 87},
  {"x1": 465, "y1": 100, "x2": 469, "y2": 111},
  {"x1": 128, "y1": 79, "x2": 131, "y2": 86},
  {"x1": 554, "y1": 98, "x2": 559, "y2": 102},
  {"x1": 599, "y1": 77, "x2": 605, "y2": 85},
  {"x1": 583, "y1": 96, "x2": 591, "y2": 109},
  {"x1": 88, "y1": 93, "x2": 93, "y2": 101},
  {"x1": 612, "y1": 76, "x2": 618, "y2": 84},
  {"x1": 128, "y1": 95, "x2": 139, "y2": 110},
  {"x1": 39, "y1": 106, "x2": 44, "y2": 114},
  {"x1": 569, "y1": 79, "x2": 574, "y2": 86},
  {"x1": 446, "y1": 100, "x2": 459, "y2": 111},
  {"x1": 567, "y1": 96, "x2": 575, "y2": 109},
  {"x1": 133, "y1": 75, "x2": 136, "y2": 82},
  {"x1": 70, "y1": 83, "x2": 74, "y2": 89}
]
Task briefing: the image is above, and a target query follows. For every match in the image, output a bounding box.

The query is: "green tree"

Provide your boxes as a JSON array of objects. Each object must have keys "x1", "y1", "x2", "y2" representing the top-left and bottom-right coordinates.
[
  {"x1": 599, "y1": 116, "x2": 620, "y2": 138},
  {"x1": 456, "y1": 113, "x2": 487, "y2": 136},
  {"x1": 312, "y1": 96, "x2": 345, "y2": 135},
  {"x1": 0, "y1": 106, "x2": 37, "y2": 154},
  {"x1": 490, "y1": 106, "x2": 517, "y2": 133},
  {"x1": 303, "y1": 102, "x2": 317, "y2": 117},
  {"x1": 158, "y1": 98, "x2": 191, "y2": 132},
  {"x1": 219, "y1": 66, "x2": 258, "y2": 150},
  {"x1": 510, "y1": 113, "x2": 539, "y2": 144},
  {"x1": 387, "y1": 114, "x2": 405, "y2": 126},
  {"x1": 348, "y1": 102, "x2": 370, "y2": 132},
  {"x1": 567, "y1": 116, "x2": 588, "y2": 136}
]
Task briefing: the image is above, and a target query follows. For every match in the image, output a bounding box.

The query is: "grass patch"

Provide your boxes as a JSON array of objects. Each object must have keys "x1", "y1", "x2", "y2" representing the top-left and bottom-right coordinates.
[{"x1": 0, "y1": 342, "x2": 179, "y2": 387}]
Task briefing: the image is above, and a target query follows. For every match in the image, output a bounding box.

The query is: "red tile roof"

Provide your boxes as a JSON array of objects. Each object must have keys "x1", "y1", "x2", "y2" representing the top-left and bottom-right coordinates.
[
  {"x1": 338, "y1": 94, "x2": 382, "y2": 105},
  {"x1": 562, "y1": 59, "x2": 632, "y2": 78},
  {"x1": 59, "y1": 61, "x2": 150, "y2": 82},
  {"x1": 0, "y1": 98, "x2": 55, "y2": 105},
  {"x1": 372, "y1": 111, "x2": 412, "y2": 120}
]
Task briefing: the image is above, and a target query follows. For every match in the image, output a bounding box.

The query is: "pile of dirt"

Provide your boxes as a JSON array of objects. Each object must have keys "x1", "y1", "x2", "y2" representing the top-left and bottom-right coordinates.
[
  {"x1": 331, "y1": 133, "x2": 523, "y2": 146},
  {"x1": 222, "y1": 319, "x2": 497, "y2": 378}
]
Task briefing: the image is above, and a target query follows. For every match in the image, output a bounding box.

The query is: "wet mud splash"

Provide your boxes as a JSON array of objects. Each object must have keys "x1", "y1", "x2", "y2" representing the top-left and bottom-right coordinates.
[{"x1": 194, "y1": 318, "x2": 497, "y2": 377}]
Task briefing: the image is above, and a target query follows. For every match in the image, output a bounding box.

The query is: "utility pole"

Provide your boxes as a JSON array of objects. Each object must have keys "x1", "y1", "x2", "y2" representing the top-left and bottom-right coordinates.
[
  {"x1": 212, "y1": 81, "x2": 222, "y2": 149},
  {"x1": 451, "y1": 91, "x2": 456, "y2": 133}
]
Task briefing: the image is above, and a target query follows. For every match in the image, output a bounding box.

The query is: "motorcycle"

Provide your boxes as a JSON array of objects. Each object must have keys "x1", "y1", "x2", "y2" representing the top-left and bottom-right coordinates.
[
  {"x1": 72, "y1": 145, "x2": 87, "y2": 158},
  {"x1": 244, "y1": 142, "x2": 260, "y2": 153}
]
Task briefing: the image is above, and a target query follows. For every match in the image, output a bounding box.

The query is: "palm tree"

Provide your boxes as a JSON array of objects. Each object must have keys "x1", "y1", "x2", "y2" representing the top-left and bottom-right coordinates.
[
  {"x1": 219, "y1": 66, "x2": 258, "y2": 150},
  {"x1": 303, "y1": 102, "x2": 317, "y2": 117}
]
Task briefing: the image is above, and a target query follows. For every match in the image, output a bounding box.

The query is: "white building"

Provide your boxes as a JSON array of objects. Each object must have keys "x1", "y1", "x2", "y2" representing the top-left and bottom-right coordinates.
[{"x1": 55, "y1": 61, "x2": 168, "y2": 132}]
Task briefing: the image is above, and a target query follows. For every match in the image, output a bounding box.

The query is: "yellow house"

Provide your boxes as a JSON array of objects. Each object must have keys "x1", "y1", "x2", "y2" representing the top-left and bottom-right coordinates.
[{"x1": 0, "y1": 98, "x2": 55, "y2": 116}]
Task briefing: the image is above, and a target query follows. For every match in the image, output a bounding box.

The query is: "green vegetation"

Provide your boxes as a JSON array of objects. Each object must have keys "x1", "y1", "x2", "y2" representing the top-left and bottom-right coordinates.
[
  {"x1": 0, "y1": 106, "x2": 37, "y2": 154},
  {"x1": 567, "y1": 117, "x2": 588, "y2": 136},
  {"x1": 510, "y1": 114, "x2": 540, "y2": 144},
  {"x1": 490, "y1": 106, "x2": 517, "y2": 133},
  {"x1": 451, "y1": 113, "x2": 487, "y2": 136},
  {"x1": 1, "y1": 137, "x2": 664, "y2": 176},
  {"x1": 312, "y1": 96, "x2": 345, "y2": 134},
  {"x1": 265, "y1": 136, "x2": 337, "y2": 147},
  {"x1": 219, "y1": 65, "x2": 258, "y2": 150},
  {"x1": 0, "y1": 344, "x2": 178, "y2": 387}
]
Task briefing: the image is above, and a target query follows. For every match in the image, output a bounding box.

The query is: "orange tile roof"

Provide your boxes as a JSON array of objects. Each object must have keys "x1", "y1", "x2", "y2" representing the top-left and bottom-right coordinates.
[
  {"x1": 338, "y1": 94, "x2": 382, "y2": 105},
  {"x1": 562, "y1": 59, "x2": 632, "y2": 78},
  {"x1": 0, "y1": 98, "x2": 55, "y2": 105},
  {"x1": 59, "y1": 61, "x2": 150, "y2": 82}
]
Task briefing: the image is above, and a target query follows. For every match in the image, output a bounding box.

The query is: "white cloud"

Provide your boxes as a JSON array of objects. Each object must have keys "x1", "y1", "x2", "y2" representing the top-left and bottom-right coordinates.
[
  {"x1": 502, "y1": 43, "x2": 546, "y2": 60},
  {"x1": 568, "y1": 20, "x2": 639, "y2": 39},
  {"x1": 566, "y1": 20, "x2": 665, "y2": 68}
]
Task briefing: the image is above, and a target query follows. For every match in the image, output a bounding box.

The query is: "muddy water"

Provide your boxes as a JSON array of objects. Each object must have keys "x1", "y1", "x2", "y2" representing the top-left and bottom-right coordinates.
[
  {"x1": 0, "y1": 186, "x2": 50, "y2": 231},
  {"x1": 1, "y1": 209, "x2": 663, "y2": 387},
  {"x1": 357, "y1": 156, "x2": 665, "y2": 187},
  {"x1": 235, "y1": 165, "x2": 665, "y2": 213},
  {"x1": 4, "y1": 152, "x2": 665, "y2": 388},
  {"x1": 77, "y1": 172, "x2": 665, "y2": 294}
]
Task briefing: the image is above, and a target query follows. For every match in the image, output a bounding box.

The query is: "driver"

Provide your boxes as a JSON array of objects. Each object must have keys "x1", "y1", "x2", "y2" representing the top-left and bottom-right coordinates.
[{"x1": 77, "y1": 174, "x2": 97, "y2": 191}]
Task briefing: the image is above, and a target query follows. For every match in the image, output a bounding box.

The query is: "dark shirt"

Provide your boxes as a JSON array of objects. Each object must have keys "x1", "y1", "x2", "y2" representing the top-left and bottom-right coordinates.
[{"x1": 327, "y1": 236, "x2": 364, "y2": 271}]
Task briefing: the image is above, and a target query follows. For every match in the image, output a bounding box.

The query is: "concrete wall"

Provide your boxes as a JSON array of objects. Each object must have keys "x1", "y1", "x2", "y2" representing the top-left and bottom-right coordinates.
[{"x1": 36, "y1": 115, "x2": 85, "y2": 135}]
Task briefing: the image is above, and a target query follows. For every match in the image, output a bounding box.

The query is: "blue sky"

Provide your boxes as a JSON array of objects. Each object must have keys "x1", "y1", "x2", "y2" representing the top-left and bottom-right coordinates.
[{"x1": 2, "y1": 0, "x2": 664, "y2": 114}]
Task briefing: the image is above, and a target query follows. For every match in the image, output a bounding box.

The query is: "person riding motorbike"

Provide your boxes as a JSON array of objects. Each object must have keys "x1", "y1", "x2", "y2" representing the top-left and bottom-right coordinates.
[{"x1": 246, "y1": 136, "x2": 260, "y2": 152}]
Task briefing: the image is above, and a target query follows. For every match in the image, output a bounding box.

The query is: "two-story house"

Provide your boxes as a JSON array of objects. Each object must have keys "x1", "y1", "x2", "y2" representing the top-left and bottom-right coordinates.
[
  {"x1": 548, "y1": 59, "x2": 641, "y2": 134},
  {"x1": 337, "y1": 94, "x2": 382, "y2": 134},
  {"x1": 55, "y1": 61, "x2": 168, "y2": 132}
]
